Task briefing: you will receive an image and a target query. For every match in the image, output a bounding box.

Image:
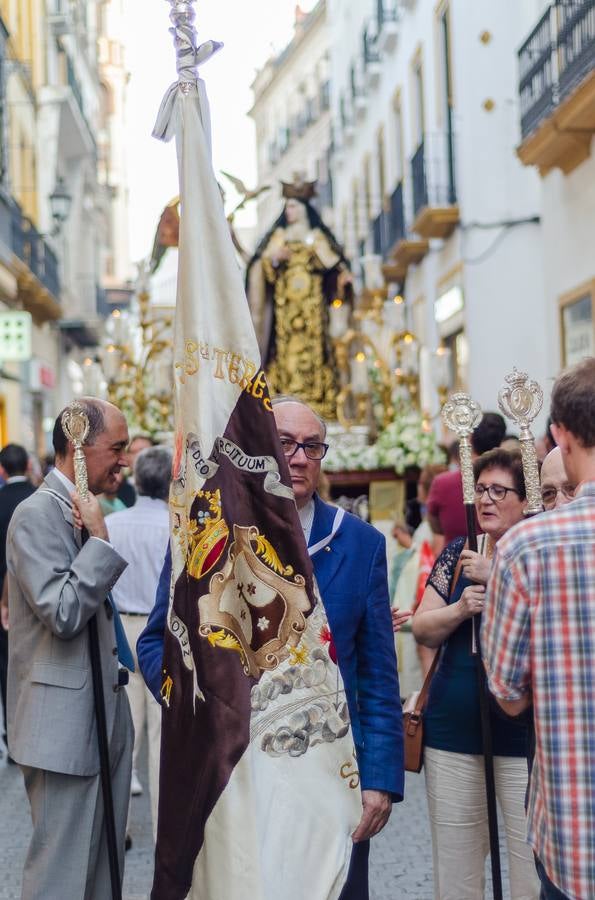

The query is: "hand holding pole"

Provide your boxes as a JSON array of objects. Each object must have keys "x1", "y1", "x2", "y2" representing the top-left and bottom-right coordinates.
[{"x1": 441, "y1": 391, "x2": 503, "y2": 900}]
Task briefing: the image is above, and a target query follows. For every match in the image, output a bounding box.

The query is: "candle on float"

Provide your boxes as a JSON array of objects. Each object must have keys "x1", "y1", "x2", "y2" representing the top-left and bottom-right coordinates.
[
  {"x1": 329, "y1": 298, "x2": 350, "y2": 339},
  {"x1": 102, "y1": 345, "x2": 121, "y2": 382},
  {"x1": 153, "y1": 359, "x2": 173, "y2": 398},
  {"x1": 432, "y1": 345, "x2": 452, "y2": 389},
  {"x1": 350, "y1": 351, "x2": 369, "y2": 394},
  {"x1": 361, "y1": 254, "x2": 384, "y2": 291},
  {"x1": 111, "y1": 309, "x2": 130, "y2": 346},
  {"x1": 383, "y1": 294, "x2": 406, "y2": 333},
  {"x1": 82, "y1": 358, "x2": 102, "y2": 396},
  {"x1": 400, "y1": 333, "x2": 419, "y2": 375}
]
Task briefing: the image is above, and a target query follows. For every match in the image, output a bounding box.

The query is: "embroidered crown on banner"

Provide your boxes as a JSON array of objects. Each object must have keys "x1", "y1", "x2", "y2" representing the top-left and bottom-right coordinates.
[{"x1": 187, "y1": 489, "x2": 230, "y2": 581}]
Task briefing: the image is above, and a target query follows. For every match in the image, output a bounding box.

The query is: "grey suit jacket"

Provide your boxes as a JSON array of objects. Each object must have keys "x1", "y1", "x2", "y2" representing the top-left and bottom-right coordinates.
[{"x1": 6, "y1": 470, "x2": 128, "y2": 776}]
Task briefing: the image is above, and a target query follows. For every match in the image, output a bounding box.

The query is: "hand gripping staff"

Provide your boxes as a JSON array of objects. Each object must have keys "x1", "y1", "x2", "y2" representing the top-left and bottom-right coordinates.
[
  {"x1": 61, "y1": 401, "x2": 122, "y2": 900},
  {"x1": 441, "y1": 392, "x2": 503, "y2": 900}
]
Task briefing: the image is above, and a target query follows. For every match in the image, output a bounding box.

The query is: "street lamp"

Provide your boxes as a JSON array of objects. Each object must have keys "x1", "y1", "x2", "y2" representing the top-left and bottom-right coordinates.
[{"x1": 49, "y1": 177, "x2": 72, "y2": 236}]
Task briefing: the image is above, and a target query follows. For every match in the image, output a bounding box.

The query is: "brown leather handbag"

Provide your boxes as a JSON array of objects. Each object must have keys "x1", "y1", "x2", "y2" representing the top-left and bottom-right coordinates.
[
  {"x1": 403, "y1": 650, "x2": 440, "y2": 773},
  {"x1": 402, "y1": 554, "x2": 464, "y2": 773}
]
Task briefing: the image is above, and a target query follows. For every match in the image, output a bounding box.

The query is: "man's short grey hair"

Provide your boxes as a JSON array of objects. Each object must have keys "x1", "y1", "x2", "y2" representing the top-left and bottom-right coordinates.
[
  {"x1": 271, "y1": 395, "x2": 327, "y2": 438},
  {"x1": 134, "y1": 445, "x2": 172, "y2": 501}
]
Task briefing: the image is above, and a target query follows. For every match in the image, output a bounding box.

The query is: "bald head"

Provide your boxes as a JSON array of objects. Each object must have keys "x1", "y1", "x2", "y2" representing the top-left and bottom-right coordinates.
[
  {"x1": 52, "y1": 397, "x2": 129, "y2": 495},
  {"x1": 540, "y1": 446, "x2": 576, "y2": 511},
  {"x1": 52, "y1": 397, "x2": 124, "y2": 458},
  {"x1": 272, "y1": 399, "x2": 327, "y2": 508}
]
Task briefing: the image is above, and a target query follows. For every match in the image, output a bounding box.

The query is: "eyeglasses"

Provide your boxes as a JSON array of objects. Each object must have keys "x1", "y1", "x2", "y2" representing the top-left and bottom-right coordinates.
[
  {"x1": 541, "y1": 484, "x2": 576, "y2": 509},
  {"x1": 279, "y1": 438, "x2": 329, "y2": 460},
  {"x1": 474, "y1": 483, "x2": 521, "y2": 503}
]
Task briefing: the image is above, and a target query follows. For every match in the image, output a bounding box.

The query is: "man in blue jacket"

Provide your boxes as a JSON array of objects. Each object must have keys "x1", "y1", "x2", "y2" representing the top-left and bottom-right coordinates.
[{"x1": 138, "y1": 397, "x2": 403, "y2": 898}]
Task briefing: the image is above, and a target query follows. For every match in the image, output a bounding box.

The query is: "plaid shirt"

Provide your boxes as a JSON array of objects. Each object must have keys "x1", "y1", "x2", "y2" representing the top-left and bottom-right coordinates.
[{"x1": 482, "y1": 481, "x2": 595, "y2": 900}]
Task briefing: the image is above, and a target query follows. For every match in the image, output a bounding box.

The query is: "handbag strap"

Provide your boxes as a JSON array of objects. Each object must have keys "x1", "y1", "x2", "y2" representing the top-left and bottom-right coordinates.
[{"x1": 411, "y1": 550, "x2": 465, "y2": 716}]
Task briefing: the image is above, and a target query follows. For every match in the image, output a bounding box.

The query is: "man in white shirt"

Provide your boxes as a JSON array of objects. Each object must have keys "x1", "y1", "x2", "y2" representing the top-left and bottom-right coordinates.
[{"x1": 107, "y1": 444, "x2": 171, "y2": 838}]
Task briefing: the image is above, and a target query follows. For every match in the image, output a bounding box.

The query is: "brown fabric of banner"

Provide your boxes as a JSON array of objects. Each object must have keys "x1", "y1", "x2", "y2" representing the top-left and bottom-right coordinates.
[{"x1": 152, "y1": 390, "x2": 316, "y2": 899}]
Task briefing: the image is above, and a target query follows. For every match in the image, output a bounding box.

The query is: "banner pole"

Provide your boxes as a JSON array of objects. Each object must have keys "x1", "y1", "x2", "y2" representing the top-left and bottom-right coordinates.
[{"x1": 442, "y1": 393, "x2": 503, "y2": 900}]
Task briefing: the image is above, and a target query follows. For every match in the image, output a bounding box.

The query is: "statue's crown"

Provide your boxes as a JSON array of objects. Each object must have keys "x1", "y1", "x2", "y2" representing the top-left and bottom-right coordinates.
[{"x1": 282, "y1": 175, "x2": 317, "y2": 201}]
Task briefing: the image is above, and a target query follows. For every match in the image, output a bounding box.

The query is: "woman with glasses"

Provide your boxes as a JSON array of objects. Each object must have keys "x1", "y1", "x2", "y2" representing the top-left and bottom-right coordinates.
[{"x1": 412, "y1": 449, "x2": 539, "y2": 900}]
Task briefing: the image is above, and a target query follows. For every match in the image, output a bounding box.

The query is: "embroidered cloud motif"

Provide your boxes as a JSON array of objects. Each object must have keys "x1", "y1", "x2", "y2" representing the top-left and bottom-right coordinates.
[
  {"x1": 260, "y1": 698, "x2": 350, "y2": 758},
  {"x1": 250, "y1": 647, "x2": 350, "y2": 758}
]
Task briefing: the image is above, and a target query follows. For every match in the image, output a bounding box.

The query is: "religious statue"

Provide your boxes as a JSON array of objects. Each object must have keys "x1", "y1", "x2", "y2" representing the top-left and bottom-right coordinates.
[{"x1": 246, "y1": 178, "x2": 353, "y2": 420}]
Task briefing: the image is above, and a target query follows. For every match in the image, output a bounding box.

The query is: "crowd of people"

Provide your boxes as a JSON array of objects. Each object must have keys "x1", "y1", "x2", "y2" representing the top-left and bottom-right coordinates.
[{"x1": 0, "y1": 356, "x2": 593, "y2": 900}]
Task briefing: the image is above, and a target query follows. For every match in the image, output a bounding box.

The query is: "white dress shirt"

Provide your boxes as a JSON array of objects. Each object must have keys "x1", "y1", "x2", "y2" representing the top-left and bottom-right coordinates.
[
  {"x1": 107, "y1": 496, "x2": 169, "y2": 614},
  {"x1": 298, "y1": 498, "x2": 315, "y2": 544}
]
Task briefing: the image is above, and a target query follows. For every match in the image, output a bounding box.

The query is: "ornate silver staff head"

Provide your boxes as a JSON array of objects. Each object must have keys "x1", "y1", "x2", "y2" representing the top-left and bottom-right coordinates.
[
  {"x1": 498, "y1": 368, "x2": 543, "y2": 515},
  {"x1": 442, "y1": 392, "x2": 483, "y2": 504},
  {"x1": 61, "y1": 401, "x2": 90, "y2": 501}
]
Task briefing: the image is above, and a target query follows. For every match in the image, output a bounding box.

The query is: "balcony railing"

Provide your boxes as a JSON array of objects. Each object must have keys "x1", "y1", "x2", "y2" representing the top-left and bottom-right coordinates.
[
  {"x1": 557, "y1": 0, "x2": 595, "y2": 101},
  {"x1": 519, "y1": 7, "x2": 556, "y2": 138},
  {"x1": 363, "y1": 28, "x2": 380, "y2": 67},
  {"x1": 518, "y1": 0, "x2": 595, "y2": 139},
  {"x1": 377, "y1": 0, "x2": 397, "y2": 30},
  {"x1": 410, "y1": 133, "x2": 457, "y2": 219},
  {"x1": 11, "y1": 207, "x2": 60, "y2": 299},
  {"x1": 372, "y1": 211, "x2": 390, "y2": 256},
  {"x1": 411, "y1": 142, "x2": 428, "y2": 218},
  {"x1": 388, "y1": 181, "x2": 406, "y2": 247}
]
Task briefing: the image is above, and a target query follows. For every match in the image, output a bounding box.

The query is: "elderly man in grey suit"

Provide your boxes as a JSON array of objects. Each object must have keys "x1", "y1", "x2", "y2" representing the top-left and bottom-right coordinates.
[{"x1": 6, "y1": 398, "x2": 134, "y2": 900}]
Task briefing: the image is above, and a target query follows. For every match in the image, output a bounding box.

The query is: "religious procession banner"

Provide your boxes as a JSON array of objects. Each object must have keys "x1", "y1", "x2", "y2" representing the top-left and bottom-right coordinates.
[{"x1": 151, "y1": 26, "x2": 362, "y2": 900}]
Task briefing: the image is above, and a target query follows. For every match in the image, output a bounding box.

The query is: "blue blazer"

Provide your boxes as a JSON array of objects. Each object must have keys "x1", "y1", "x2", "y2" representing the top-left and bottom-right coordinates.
[{"x1": 137, "y1": 495, "x2": 404, "y2": 800}]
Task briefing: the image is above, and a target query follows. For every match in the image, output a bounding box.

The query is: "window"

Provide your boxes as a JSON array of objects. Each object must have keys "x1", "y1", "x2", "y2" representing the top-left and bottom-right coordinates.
[
  {"x1": 438, "y1": 4, "x2": 456, "y2": 203},
  {"x1": 444, "y1": 329, "x2": 468, "y2": 391},
  {"x1": 412, "y1": 56, "x2": 425, "y2": 150},
  {"x1": 560, "y1": 281, "x2": 595, "y2": 367},
  {"x1": 377, "y1": 128, "x2": 386, "y2": 206},
  {"x1": 392, "y1": 95, "x2": 403, "y2": 182},
  {"x1": 364, "y1": 156, "x2": 372, "y2": 223}
]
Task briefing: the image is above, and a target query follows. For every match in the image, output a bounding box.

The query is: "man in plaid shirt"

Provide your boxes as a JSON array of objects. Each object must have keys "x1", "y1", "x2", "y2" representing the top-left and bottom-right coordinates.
[{"x1": 482, "y1": 357, "x2": 595, "y2": 900}]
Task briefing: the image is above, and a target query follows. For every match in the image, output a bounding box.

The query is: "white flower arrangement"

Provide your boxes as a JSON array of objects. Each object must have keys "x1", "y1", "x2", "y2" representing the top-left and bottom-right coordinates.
[{"x1": 323, "y1": 411, "x2": 445, "y2": 474}]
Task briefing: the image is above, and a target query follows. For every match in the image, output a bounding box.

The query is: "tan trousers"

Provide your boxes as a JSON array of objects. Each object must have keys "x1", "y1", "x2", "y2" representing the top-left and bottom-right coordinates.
[
  {"x1": 424, "y1": 746, "x2": 539, "y2": 900},
  {"x1": 121, "y1": 614, "x2": 161, "y2": 840}
]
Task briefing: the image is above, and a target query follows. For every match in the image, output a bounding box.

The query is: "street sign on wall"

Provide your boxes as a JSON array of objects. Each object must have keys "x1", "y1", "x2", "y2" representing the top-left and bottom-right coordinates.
[{"x1": 0, "y1": 311, "x2": 32, "y2": 361}]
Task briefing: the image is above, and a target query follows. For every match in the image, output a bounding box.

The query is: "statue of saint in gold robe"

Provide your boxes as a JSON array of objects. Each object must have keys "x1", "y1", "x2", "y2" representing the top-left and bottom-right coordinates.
[{"x1": 247, "y1": 196, "x2": 352, "y2": 421}]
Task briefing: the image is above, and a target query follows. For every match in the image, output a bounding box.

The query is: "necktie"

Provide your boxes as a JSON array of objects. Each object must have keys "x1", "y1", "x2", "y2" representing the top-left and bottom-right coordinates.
[{"x1": 108, "y1": 593, "x2": 135, "y2": 672}]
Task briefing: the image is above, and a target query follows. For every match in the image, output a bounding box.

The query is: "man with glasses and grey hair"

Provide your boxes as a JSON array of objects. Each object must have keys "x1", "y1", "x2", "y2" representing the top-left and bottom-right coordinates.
[
  {"x1": 540, "y1": 445, "x2": 576, "y2": 512},
  {"x1": 107, "y1": 444, "x2": 172, "y2": 841},
  {"x1": 137, "y1": 397, "x2": 403, "y2": 900}
]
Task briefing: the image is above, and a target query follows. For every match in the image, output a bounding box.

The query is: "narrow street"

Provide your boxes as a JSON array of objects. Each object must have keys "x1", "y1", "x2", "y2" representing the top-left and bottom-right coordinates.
[{"x1": 0, "y1": 742, "x2": 510, "y2": 899}]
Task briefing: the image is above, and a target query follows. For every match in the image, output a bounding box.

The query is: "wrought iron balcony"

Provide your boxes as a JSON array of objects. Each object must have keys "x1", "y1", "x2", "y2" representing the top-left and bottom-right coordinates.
[
  {"x1": 377, "y1": 0, "x2": 397, "y2": 29},
  {"x1": 376, "y1": 0, "x2": 399, "y2": 53},
  {"x1": 409, "y1": 134, "x2": 458, "y2": 239},
  {"x1": 519, "y1": 6, "x2": 556, "y2": 139},
  {"x1": 388, "y1": 180, "x2": 429, "y2": 271},
  {"x1": 517, "y1": 0, "x2": 595, "y2": 173},
  {"x1": 372, "y1": 211, "x2": 390, "y2": 257},
  {"x1": 558, "y1": 0, "x2": 595, "y2": 102},
  {"x1": 11, "y1": 206, "x2": 60, "y2": 302},
  {"x1": 388, "y1": 181, "x2": 406, "y2": 248}
]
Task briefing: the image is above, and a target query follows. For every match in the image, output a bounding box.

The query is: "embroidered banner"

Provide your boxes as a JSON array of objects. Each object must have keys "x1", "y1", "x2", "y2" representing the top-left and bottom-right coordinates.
[{"x1": 151, "y1": 25, "x2": 361, "y2": 900}]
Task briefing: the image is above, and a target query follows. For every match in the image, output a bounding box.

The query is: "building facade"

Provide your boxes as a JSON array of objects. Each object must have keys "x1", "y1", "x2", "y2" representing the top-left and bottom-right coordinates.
[
  {"x1": 0, "y1": 0, "x2": 131, "y2": 454},
  {"x1": 328, "y1": 0, "x2": 551, "y2": 419},
  {"x1": 248, "y1": 0, "x2": 595, "y2": 425},
  {"x1": 249, "y1": 1, "x2": 333, "y2": 235},
  {"x1": 516, "y1": 0, "x2": 595, "y2": 373}
]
